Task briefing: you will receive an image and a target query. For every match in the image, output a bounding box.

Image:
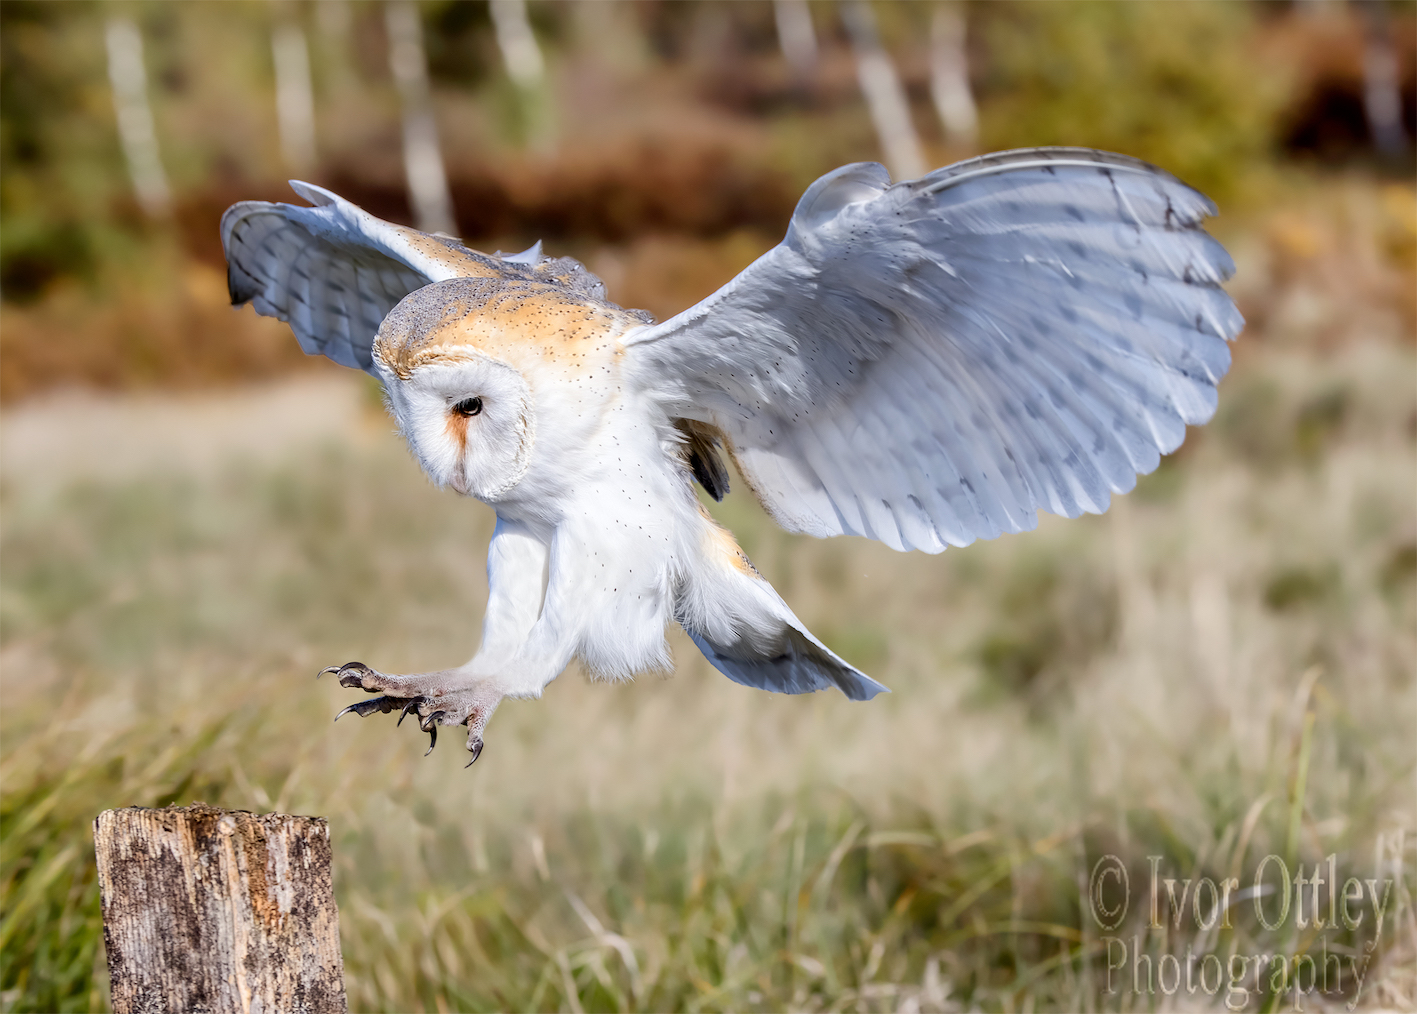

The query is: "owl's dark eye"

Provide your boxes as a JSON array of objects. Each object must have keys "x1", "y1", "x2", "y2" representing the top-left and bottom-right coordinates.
[{"x1": 453, "y1": 396, "x2": 483, "y2": 417}]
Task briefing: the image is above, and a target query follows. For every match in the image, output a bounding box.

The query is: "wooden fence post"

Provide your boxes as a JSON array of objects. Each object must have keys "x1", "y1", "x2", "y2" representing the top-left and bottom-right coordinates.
[{"x1": 94, "y1": 804, "x2": 348, "y2": 1014}]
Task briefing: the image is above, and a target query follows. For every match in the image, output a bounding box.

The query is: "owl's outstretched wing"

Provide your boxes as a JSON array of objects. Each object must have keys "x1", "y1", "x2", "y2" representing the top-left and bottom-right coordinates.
[
  {"x1": 221, "y1": 182, "x2": 606, "y2": 373},
  {"x1": 627, "y1": 148, "x2": 1243, "y2": 552}
]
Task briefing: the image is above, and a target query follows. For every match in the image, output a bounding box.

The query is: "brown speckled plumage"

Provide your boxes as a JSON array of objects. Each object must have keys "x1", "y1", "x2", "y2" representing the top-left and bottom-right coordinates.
[{"x1": 374, "y1": 276, "x2": 648, "y2": 380}]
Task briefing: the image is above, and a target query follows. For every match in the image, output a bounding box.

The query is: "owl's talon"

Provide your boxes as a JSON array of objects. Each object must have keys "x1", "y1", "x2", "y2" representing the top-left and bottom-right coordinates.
[
  {"x1": 330, "y1": 661, "x2": 379, "y2": 689},
  {"x1": 318, "y1": 661, "x2": 371, "y2": 683},
  {"x1": 334, "y1": 695, "x2": 402, "y2": 721},
  {"x1": 421, "y1": 710, "x2": 445, "y2": 756},
  {"x1": 326, "y1": 662, "x2": 501, "y2": 763},
  {"x1": 465, "y1": 735, "x2": 484, "y2": 768}
]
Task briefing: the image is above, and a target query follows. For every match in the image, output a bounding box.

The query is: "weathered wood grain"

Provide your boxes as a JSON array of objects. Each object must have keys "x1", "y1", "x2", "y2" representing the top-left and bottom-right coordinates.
[{"x1": 94, "y1": 804, "x2": 347, "y2": 1014}]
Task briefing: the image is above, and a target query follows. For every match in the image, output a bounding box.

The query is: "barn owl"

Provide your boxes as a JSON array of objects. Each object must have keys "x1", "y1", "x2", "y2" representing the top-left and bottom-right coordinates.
[{"x1": 221, "y1": 148, "x2": 1242, "y2": 765}]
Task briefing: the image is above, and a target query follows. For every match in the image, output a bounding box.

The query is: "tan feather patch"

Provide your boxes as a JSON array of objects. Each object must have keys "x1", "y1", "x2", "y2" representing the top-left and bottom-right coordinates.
[
  {"x1": 374, "y1": 277, "x2": 637, "y2": 380},
  {"x1": 697, "y1": 502, "x2": 760, "y2": 578},
  {"x1": 395, "y1": 228, "x2": 505, "y2": 280}
]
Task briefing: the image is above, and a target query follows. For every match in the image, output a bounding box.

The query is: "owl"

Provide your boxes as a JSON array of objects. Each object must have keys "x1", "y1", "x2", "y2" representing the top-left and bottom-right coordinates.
[{"x1": 221, "y1": 148, "x2": 1242, "y2": 765}]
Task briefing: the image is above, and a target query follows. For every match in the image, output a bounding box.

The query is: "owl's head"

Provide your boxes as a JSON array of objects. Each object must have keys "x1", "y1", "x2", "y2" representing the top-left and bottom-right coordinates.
[{"x1": 373, "y1": 283, "x2": 536, "y2": 502}]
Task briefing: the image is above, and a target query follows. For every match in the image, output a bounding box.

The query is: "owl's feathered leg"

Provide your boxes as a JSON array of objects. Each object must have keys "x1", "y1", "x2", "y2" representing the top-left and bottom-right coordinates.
[
  {"x1": 677, "y1": 513, "x2": 889, "y2": 701},
  {"x1": 320, "y1": 519, "x2": 550, "y2": 765}
]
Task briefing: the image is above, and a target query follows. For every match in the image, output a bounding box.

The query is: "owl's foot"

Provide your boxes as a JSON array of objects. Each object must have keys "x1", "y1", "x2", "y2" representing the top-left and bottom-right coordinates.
[{"x1": 321, "y1": 661, "x2": 498, "y2": 766}]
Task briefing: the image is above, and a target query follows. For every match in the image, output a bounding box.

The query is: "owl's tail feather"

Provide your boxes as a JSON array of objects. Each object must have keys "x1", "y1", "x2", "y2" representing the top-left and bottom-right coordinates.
[
  {"x1": 677, "y1": 524, "x2": 889, "y2": 700},
  {"x1": 686, "y1": 624, "x2": 889, "y2": 701}
]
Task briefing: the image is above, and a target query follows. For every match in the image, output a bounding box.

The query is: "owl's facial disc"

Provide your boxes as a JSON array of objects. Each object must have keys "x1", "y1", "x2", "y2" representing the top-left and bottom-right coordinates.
[{"x1": 383, "y1": 352, "x2": 535, "y2": 502}]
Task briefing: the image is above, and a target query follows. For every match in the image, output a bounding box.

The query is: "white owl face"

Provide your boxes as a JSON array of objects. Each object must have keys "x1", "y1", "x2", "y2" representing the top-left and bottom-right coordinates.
[{"x1": 380, "y1": 353, "x2": 535, "y2": 502}]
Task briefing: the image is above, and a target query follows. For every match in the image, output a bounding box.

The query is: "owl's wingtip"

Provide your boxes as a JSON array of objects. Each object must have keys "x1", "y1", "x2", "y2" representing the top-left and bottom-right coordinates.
[
  {"x1": 844, "y1": 672, "x2": 890, "y2": 701},
  {"x1": 288, "y1": 180, "x2": 339, "y2": 207}
]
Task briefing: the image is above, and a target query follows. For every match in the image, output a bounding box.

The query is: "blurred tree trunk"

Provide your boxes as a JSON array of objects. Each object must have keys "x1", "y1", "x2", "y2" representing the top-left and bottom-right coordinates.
[
  {"x1": 105, "y1": 18, "x2": 171, "y2": 219},
  {"x1": 95, "y1": 804, "x2": 347, "y2": 1014},
  {"x1": 841, "y1": 1, "x2": 927, "y2": 181},
  {"x1": 385, "y1": 1, "x2": 456, "y2": 234},
  {"x1": 773, "y1": 0, "x2": 819, "y2": 82},
  {"x1": 273, "y1": 21, "x2": 317, "y2": 172},
  {"x1": 569, "y1": 1, "x2": 652, "y2": 82},
  {"x1": 490, "y1": 0, "x2": 556, "y2": 154},
  {"x1": 930, "y1": 4, "x2": 978, "y2": 148},
  {"x1": 317, "y1": 1, "x2": 359, "y2": 94},
  {"x1": 1357, "y1": 0, "x2": 1408, "y2": 157}
]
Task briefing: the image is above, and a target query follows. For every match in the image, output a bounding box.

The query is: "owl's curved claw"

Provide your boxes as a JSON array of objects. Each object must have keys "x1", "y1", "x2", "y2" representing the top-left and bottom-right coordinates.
[
  {"x1": 420, "y1": 710, "x2": 446, "y2": 756},
  {"x1": 334, "y1": 695, "x2": 403, "y2": 721},
  {"x1": 325, "y1": 661, "x2": 500, "y2": 765},
  {"x1": 319, "y1": 660, "x2": 377, "y2": 685},
  {"x1": 336, "y1": 661, "x2": 381, "y2": 689}
]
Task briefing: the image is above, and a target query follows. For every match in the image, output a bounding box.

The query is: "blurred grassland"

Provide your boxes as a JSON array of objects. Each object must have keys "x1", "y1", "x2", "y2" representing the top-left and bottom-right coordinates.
[
  {"x1": 2, "y1": 1, "x2": 1417, "y2": 1011},
  {"x1": 3, "y1": 249, "x2": 1416, "y2": 1010}
]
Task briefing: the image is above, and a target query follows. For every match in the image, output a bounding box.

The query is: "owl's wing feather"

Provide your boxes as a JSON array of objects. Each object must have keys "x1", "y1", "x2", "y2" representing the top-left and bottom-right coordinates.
[
  {"x1": 221, "y1": 182, "x2": 495, "y2": 372},
  {"x1": 627, "y1": 147, "x2": 1243, "y2": 552},
  {"x1": 221, "y1": 181, "x2": 609, "y2": 374}
]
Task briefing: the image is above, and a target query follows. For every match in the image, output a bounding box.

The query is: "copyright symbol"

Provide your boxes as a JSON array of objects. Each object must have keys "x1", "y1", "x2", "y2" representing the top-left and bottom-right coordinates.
[{"x1": 1089, "y1": 855, "x2": 1129, "y2": 931}]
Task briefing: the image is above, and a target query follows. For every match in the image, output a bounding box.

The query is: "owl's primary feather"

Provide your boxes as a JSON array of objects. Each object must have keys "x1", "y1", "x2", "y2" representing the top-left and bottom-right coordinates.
[{"x1": 221, "y1": 148, "x2": 1241, "y2": 763}]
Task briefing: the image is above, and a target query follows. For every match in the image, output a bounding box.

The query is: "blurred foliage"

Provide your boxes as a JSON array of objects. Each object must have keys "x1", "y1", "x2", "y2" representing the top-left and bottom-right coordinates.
[
  {"x1": 0, "y1": 260, "x2": 318, "y2": 401},
  {"x1": 423, "y1": 0, "x2": 498, "y2": 88},
  {"x1": 1294, "y1": 386, "x2": 1351, "y2": 462},
  {"x1": 972, "y1": 547, "x2": 1117, "y2": 707},
  {"x1": 972, "y1": 1, "x2": 1285, "y2": 205},
  {"x1": 1380, "y1": 542, "x2": 1417, "y2": 599},
  {"x1": 4, "y1": 0, "x2": 1410, "y2": 315},
  {"x1": 1213, "y1": 374, "x2": 1364, "y2": 471},
  {"x1": 1, "y1": 1, "x2": 119, "y2": 302},
  {"x1": 1264, "y1": 562, "x2": 1342, "y2": 612}
]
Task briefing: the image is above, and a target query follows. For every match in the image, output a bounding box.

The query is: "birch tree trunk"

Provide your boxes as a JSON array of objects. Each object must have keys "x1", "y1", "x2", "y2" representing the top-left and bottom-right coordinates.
[
  {"x1": 490, "y1": 0, "x2": 556, "y2": 154},
  {"x1": 105, "y1": 18, "x2": 171, "y2": 219},
  {"x1": 1358, "y1": 0, "x2": 1408, "y2": 156},
  {"x1": 273, "y1": 21, "x2": 318, "y2": 172},
  {"x1": 841, "y1": 1, "x2": 927, "y2": 182},
  {"x1": 773, "y1": 0, "x2": 819, "y2": 81},
  {"x1": 929, "y1": 4, "x2": 977, "y2": 147},
  {"x1": 385, "y1": 0, "x2": 457, "y2": 236},
  {"x1": 94, "y1": 804, "x2": 347, "y2": 1014}
]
